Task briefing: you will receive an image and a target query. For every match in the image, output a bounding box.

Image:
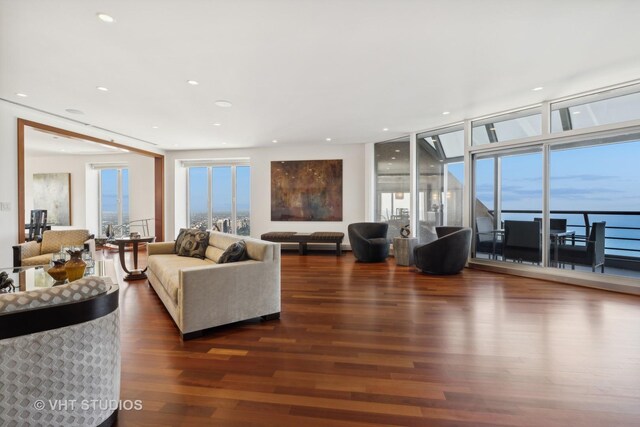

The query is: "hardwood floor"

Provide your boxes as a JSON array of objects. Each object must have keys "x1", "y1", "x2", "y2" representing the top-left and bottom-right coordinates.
[{"x1": 105, "y1": 249, "x2": 640, "y2": 426}]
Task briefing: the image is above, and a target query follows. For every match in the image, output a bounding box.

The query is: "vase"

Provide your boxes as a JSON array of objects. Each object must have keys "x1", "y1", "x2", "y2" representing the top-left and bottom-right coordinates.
[
  {"x1": 48, "y1": 259, "x2": 68, "y2": 283},
  {"x1": 65, "y1": 250, "x2": 86, "y2": 282}
]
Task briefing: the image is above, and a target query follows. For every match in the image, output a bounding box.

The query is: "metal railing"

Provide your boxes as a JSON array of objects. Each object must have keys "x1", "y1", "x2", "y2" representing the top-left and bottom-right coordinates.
[{"x1": 486, "y1": 209, "x2": 640, "y2": 270}]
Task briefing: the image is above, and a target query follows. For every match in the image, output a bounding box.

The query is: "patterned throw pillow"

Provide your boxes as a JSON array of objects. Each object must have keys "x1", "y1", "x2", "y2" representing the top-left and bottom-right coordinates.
[
  {"x1": 176, "y1": 229, "x2": 209, "y2": 260},
  {"x1": 218, "y1": 240, "x2": 248, "y2": 264},
  {"x1": 174, "y1": 228, "x2": 187, "y2": 253}
]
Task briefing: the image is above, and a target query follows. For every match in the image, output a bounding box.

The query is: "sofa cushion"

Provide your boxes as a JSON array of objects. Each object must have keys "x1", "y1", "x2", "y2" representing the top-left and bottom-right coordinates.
[
  {"x1": 0, "y1": 276, "x2": 110, "y2": 314},
  {"x1": 219, "y1": 241, "x2": 248, "y2": 264},
  {"x1": 205, "y1": 246, "x2": 225, "y2": 263},
  {"x1": 147, "y1": 254, "x2": 214, "y2": 303},
  {"x1": 176, "y1": 229, "x2": 210, "y2": 260},
  {"x1": 40, "y1": 229, "x2": 90, "y2": 254}
]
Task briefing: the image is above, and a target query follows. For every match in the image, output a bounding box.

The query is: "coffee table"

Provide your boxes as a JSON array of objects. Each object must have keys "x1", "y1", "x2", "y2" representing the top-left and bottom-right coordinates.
[{"x1": 0, "y1": 260, "x2": 115, "y2": 293}]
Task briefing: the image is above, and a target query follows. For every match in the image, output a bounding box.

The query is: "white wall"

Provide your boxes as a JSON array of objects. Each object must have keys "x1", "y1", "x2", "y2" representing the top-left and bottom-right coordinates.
[
  {"x1": 0, "y1": 100, "x2": 163, "y2": 266},
  {"x1": 24, "y1": 153, "x2": 155, "y2": 235},
  {"x1": 164, "y1": 144, "x2": 366, "y2": 241}
]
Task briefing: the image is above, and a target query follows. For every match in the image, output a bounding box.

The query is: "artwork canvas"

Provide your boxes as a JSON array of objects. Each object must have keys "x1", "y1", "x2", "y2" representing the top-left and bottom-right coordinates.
[
  {"x1": 271, "y1": 159, "x2": 343, "y2": 221},
  {"x1": 33, "y1": 173, "x2": 71, "y2": 226}
]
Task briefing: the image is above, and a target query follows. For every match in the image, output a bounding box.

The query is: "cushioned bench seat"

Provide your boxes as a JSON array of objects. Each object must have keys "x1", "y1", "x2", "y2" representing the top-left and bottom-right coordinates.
[{"x1": 261, "y1": 232, "x2": 344, "y2": 255}]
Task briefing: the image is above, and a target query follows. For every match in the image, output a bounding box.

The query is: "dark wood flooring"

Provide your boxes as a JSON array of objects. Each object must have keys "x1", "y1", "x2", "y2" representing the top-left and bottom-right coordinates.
[{"x1": 105, "y1": 249, "x2": 640, "y2": 426}]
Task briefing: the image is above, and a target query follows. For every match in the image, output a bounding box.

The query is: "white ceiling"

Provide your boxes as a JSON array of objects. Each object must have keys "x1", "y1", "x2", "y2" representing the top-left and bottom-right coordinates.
[{"x1": 2, "y1": 0, "x2": 640, "y2": 151}]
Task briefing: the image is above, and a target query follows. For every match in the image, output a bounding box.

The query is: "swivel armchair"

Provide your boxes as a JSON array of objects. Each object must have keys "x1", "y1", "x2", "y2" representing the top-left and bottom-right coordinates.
[
  {"x1": 414, "y1": 226, "x2": 472, "y2": 274},
  {"x1": 348, "y1": 222, "x2": 390, "y2": 262}
]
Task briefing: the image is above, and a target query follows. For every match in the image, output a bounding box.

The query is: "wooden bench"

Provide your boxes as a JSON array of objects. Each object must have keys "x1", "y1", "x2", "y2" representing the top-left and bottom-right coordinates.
[{"x1": 261, "y1": 232, "x2": 344, "y2": 256}]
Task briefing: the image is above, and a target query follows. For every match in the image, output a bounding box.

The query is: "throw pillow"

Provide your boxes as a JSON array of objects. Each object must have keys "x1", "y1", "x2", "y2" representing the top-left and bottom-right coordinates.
[
  {"x1": 176, "y1": 229, "x2": 209, "y2": 260},
  {"x1": 218, "y1": 240, "x2": 248, "y2": 264},
  {"x1": 174, "y1": 228, "x2": 187, "y2": 254}
]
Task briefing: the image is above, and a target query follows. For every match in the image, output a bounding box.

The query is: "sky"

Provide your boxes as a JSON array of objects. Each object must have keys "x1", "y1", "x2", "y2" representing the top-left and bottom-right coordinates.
[{"x1": 475, "y1": 139, "x2": 640, "y2": 213}]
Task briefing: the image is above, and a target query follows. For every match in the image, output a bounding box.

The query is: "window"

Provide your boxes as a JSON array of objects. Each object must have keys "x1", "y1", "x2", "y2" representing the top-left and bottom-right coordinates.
[
  {"x1": 99, "y1": 167, "x2": 129, "y2": 234},
  {"x1": 472, "y1": 108, "x2": 542, "y2": 145},
  {"x1": 551, "y1": 85, "x2": 640, "y2": 132},
  {"x1": 375, "y1": 136, "x2": 410, "y2": 239},
  {"x1": 187, "y1": 163, "x2": 250, "y2": 235},
  {"x1": 550, "y1": 135, "x2": 640, "y2": 267},
  {"x1": 416, "y1": 126, "x2": 464, "y2": 243}
]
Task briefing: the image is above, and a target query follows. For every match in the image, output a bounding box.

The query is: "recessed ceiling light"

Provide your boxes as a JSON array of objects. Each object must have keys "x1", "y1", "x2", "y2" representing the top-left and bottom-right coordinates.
[
  {"x1": 395, "y1": 149, "x2": 400, "y2": 153},
  {"x1": 382, "y1": 128, "x2": 389, "y2": 131},
  {"x1": 213, "y1": 123, "x2": 221, "y2": 126},
  {"x1": 97, "y1": 13, "x2": 115, "y2": 23},
  {"x1": 187, "y1": 80, "x2": 199, "y2": 86},
  {"x1": 15, "y1": 92, "x2": 28, "y2": 97},
  {"x1": 572, "y1": 111, "x2": 581, "y2": 115},
  {"x1": 152, "y1": 126, "x2": 159, "y2": 129},
  {"x1": 489, "y1": 127, "x2": 496, "y2": 131},
  {"x1": 387, "y1": 162, "x2": 392, "y2": 165},
  {"x1": 215, "y1": 100, "x2": 232, "y2": 108},
  {"x1": 272, "y1": 140, "x2": 278, "y2": 143},
  {"x1": 96, "y1": 86, "x2": 109, "y2": 92},
  {"x1": 391, "y1": 157, "x2": 396, "y2": 160},
  {"x1": 65, "y1": 108, "x2": 84, "y2": 115},
  {"x1": 442, "y1": 111, "x2": 450, "y2": 115},
  {"x1": 532, "y1": 86, "x2": 544, "y2": 91},
  {"x1": 326, "y1": 138, "x2": 332, "y2": 142}
]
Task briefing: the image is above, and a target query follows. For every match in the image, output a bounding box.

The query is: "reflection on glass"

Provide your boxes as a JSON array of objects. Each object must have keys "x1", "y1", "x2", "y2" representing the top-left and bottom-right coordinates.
[
  {"x1": 122, "y1": 169, "x2": 129, "y2": 225},
  {"x1": 416, "y1": 127, "x2": 464, "y2": 243},
  {"x1": 375, "y1": 137, "x2": 410, "y2": 239},
  {"x1": 552, "y1": 89, "x2": 640, "y2": 132},
  {"x1": 472, "y1": 109, "x2": 541, "y2": 145}
]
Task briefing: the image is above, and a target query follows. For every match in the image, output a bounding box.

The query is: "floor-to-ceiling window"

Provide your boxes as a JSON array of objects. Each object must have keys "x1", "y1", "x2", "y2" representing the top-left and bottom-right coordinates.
[
  {"x1": 99, "y1": 167, "x2": 129, "y2": 234},
  {"x1": 186, "y1": 162, "x2": 250, "y2": 235},
  {"x1": 416, "y1": 126, "x2": 464, "y2": 243},
  {"x1": 374, "y1": 136, "x2": 410, "y2": 240}
]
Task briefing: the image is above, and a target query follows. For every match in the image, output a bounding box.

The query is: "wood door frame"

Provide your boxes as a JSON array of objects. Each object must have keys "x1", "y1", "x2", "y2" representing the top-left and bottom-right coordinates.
[{"x1": 17, "y1": 118, "x2": 165, "y2": 243}]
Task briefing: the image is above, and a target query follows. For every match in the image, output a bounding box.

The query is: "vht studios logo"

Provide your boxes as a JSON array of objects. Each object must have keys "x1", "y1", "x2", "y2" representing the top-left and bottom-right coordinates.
[{"x1": 34, "y1": 399, "x2": 143, "y2": 411}]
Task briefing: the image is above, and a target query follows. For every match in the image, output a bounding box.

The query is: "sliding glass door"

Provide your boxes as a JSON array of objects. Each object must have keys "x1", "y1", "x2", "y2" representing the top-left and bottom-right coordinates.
[{"x1": 472, "y1": 147, "x2": 543, "y2": 265}]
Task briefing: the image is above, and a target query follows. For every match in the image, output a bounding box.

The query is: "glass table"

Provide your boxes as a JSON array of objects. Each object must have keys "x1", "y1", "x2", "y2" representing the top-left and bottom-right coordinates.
[{"x1": 0, "y1": 260, "x2": 114, "y2": 293}]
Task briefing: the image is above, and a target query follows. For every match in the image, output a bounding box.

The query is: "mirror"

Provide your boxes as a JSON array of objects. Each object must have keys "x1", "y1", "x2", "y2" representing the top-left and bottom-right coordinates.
[{"x1": 17, "y1": 119, "x2": 164, "y2": 243}]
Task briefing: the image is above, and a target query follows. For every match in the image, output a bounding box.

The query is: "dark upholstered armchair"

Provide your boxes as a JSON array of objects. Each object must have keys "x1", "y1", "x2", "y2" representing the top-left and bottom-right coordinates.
[
  {"x1": 556, "y1": 221, "x2": 606, "y2": 273},
  {"x1": 414, "y1": 226, "x2": 472, "y2": 275},
  {"x1": 503, "y1": 220, "x2": 541, "y2": 264},
  {"x1": 348, "y1": 222, "x2": 390, "y2": 262}
]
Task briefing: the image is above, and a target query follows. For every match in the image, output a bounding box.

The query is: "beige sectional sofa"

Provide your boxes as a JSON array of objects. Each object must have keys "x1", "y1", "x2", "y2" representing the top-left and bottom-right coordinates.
[{"x1": 146, "y1": 231, "x2": 281, "y2": 339}]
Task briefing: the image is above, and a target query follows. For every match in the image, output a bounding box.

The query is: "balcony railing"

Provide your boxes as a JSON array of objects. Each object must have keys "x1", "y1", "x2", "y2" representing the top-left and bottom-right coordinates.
[{"x1": 486, "y1": 209, "x2": 640, "y2": 271}]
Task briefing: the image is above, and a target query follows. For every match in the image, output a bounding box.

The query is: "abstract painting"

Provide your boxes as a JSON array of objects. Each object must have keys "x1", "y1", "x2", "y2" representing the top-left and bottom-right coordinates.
[
  {"x1": 271, "y1": 160, "x2": 342, "y2": 221},
  {"x1": 33, "y1": 173, "x2": 71, "y2": 226}
]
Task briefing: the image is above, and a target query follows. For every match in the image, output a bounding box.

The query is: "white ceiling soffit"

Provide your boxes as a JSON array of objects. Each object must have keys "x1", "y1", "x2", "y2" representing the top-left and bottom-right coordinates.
[
  {"x1": 25, "y1": 127, "x2": 127, "y2": 157},
  {"x1": 3, "y1": 0, "x2": 640, "y2": 151}
]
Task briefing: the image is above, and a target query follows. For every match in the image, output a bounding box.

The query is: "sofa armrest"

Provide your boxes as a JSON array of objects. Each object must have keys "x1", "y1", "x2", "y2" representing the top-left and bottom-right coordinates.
[
  {"x1": 12, "y1": 241, "x2": 42, "y2": 267},
  {"x1": 179, "y1": 260, "x2": 280, "y2": 333},
  {"x1": 148, "y1": 241, "x2": 175, "y2": 255}
]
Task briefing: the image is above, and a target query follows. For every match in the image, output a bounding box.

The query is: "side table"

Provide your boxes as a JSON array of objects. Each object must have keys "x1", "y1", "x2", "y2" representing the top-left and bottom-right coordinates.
[
  {"x1": 113, "y1": 236, "x2": 155, "y2": 281},
  {"x1": 393, "y1": 237, "x2": 418, "y2": 266}
]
